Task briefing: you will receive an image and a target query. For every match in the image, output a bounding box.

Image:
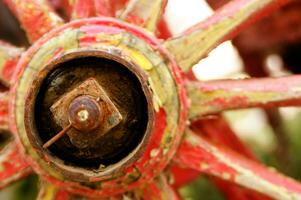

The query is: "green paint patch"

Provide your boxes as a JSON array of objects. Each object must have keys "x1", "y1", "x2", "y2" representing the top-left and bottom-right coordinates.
[
  {"x1": 124, "y1": 167, "x2": 141, "y2": 184},
  {"x1": 0, "y1": 175, "x2": 38, "y2": 200},
  {"x1": 179, "y1": 176, "x2": 225, "y2": 200}
]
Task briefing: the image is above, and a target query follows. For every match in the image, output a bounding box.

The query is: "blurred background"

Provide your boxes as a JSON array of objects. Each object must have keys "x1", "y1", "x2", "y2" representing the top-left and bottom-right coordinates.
[
  {"x1": 1, "y1": 0, "x2": 301, "y2": 199},
  {"x1": 166, "y1": 1, "x2": 301, "y2": 199}
]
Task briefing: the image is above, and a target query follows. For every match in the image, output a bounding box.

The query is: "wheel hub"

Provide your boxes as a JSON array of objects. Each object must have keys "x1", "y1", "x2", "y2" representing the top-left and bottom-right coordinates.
[
  {"x1": 10, "y1": 18, "x2": 187, "y2": 196},
  {"x1": 32, "y1": 51, "x2": 151, "y2": 170}
]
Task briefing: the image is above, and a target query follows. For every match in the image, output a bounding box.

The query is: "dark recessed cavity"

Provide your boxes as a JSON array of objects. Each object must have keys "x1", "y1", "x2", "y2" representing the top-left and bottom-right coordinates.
[{"x1": 34, "y1": 56, "x2": 149, "y2": 170}]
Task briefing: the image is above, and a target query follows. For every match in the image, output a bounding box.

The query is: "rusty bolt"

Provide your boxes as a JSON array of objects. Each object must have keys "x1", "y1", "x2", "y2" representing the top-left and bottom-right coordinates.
[
  {"x1": 68, "y1": 95, "x2": 102, "y2": 132},
  {"x1": 43, "y1": 78, "x2": 123, "y2": 149},
  {"x1": 43, "y1": 95, "x2": 104, "y2": 148}
]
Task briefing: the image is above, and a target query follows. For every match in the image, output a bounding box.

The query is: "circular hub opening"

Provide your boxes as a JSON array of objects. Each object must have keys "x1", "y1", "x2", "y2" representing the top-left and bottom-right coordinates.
[
  {"x1": 14, "y1": 19, "x2": 185, "y2": 191},
  {"x1": 33, "y1": 55, "x2": 150, "y2": 170}
]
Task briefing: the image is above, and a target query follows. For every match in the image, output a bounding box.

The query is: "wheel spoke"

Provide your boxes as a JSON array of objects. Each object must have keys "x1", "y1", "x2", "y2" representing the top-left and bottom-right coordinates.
[
  {"x1": 0, "y1": 142, "x2": 32, "y2": 189},
  {"x1": 0, "y1": 92, "x2": 9, "y2": 132},
  {"x1": 140, "y1": 175, "x2": 181, "y2": 200},
  {"x1": 157, "y1": 18, "x2": 172, "y2": 39},
  {"x1": 168, "y1": 164, "x2": 269, "y2": 200},
  {"x1": 191, "y1": 117, "x2": 271, "y2": 200},
  {"x1": 191, "y1": 116, "x2": 255, "y2": 159},
  {"x1": 68, "y1": 0, "x2": 96, "y2": 20},
  {"x1": 239, "y1": 46, "x2": 291, "y2": 167},
  {"x1": 94, "y1": 0, "x2": 114, "y2": 17},
  {"x1": 168, "y1": 164, "x2": 200, "y2": 188},
  {"x1": 175, "y1": 130, "x2": 301, "y2": 199},
  {"x1": 211, "y1": 177, "x2": 272, "y2": 200},
  {"x1": 3, "y1": 0, "x2": 63, "y2": 43},
  {"x1": 0, "y1": 41, "x2": 24, "y2": 87},
  {"x1": 163, "y1": 0, "x2": 289, "y2": 72},
  {"x1": 62, "y1": 0, "x2": 118, "y2": 20},
  {"x1": 187, "y1": 75, "x2": 301, "y2": 119},
  {"x1": 119, "y1": 0, "x2": 167, "y2": 32},
  {"x1": 65, "y1": 0, "x2": 114, "y2": 20},
  {"x1": 107, "y1": 0, "x2": 128, "y2": 16}
]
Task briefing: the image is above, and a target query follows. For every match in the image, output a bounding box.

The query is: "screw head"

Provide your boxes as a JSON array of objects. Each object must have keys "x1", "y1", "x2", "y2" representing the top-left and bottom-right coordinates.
[{"x1": 68, "y1": 95, "x2": 102, "y2": 132}]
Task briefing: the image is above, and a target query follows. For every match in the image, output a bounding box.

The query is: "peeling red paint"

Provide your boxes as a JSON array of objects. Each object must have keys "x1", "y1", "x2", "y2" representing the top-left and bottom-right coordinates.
[
  {"x1": 1, "y1": 0, "x2": 301, "y2": 199},
  {"x1": 176, "y1": 131, "x2": 301, "y2": 199},
  {"x1": 0, "y1": 143, "x2": 32, "y2": 189},
  {"x1": 9, "y1": 18, "x2": 187, "y2": 198},
  {"x1": 3, "y1": 0, "x2": 63, "y2": 42},
  {"x1": 188, "y1": 75, "x2": 301, "y2": 118},
  {"x1": 0, "y1": 93, "x2": 9, "y2": 130}
]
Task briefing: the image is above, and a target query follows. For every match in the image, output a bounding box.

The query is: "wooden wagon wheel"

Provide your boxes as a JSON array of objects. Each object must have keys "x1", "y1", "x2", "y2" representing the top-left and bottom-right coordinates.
[{"x1": 0, "y1": 0, "x2": 300, "y2": 199}]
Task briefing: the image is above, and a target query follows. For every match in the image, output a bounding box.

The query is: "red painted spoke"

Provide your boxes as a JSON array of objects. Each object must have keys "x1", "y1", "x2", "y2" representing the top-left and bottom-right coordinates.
[
  {"x1": 212, "y1": 178, "x2": 272, "y2": 200},
  {"x1": 168, "y1": 164, "x2": 200, "y2": 189},
  {"x1": 65, "y1": 0, "x2": 114, "y2": 20},
  {"x1": 170, "y1": 117, "x2": 269, "y2": 198},
  {"x1": 157, "y1": 18, "x2": 173, "y2": 39},
  {"x1": 191, "y1": 117, "x2": 272, "y2": 200},
  {"x1": 164, "y1": 0, "x2": 289, "y2": 72},
  {"x1": 191, "y1": 117, "x2": 255, "y2": 159},
  {"x1": 0, "y1": 92, "x2": 9, "y2": 132},
  {"x1": 119, "y1": 0, "x2": 167, "y2": 32},
  {"x1": 168, "y1": 164, "x2": 270, "y2": 200},
  {"x1": 175, "y1": 130, "x2": 301, "y2": 199},
  {"x1": 3, "y1": 0, "x2": 63, "y2": 43},
  {"x1": 106, "y1": 0, "x2": 128, "y2": 15},
  {"x1": 61, "y1": 0, "x2": 116, "y2": 19},
  {"x1": 0, "y1": 41, "x2": 23, "y2": 87},
  {"x1": 94, "y1": 0, "x2": 114, "y2": 17},
  {"x1": 68, "y1": 0, "x2": 96, "y2": 20},
  {"x1": 0, "y1": 142, "x2": 32, "y2": 189},
  {"x1": 141, "y1": 175, "x2": 181, "y2": 200},
  {"x1": 188, "y1": 75, "x2": 301, "y2": 119}
]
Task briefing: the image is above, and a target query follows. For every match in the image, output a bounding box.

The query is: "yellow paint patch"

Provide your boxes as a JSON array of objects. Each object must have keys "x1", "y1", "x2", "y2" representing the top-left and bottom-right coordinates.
[
  {"x1": 84, "y1": 33, "x2": 124, "y2": 47},
  {"x1": 28, "y1": 29, "x2": 79, "y2": 69},
  {"x1": 222, "y1": 172, "x2": 231, "y2": 180},
  {"x1": 118, "y1": 44, "x2": 153, "y2": 70},
  {"x1": 200, "y1": 162, "x2": 209, "y2": 170},
  {"x1": 14, "y1": 24, "x2": 182, "y2": 185},
  {"x1": 150, "y1": 149, "x2": 160, "y2": 158},
  {"x1": 165, "y1": 0, "x2": 273, "y2": 71},
  {"x1": 0, "y1": 51, "x2": 6, "y2": 69},
  {"x1": 148, "y1": 78, "x2": 163, "y2": 111},
  {"x1": 41, "y1": 183, "x2": 56, "y2": 200}
]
